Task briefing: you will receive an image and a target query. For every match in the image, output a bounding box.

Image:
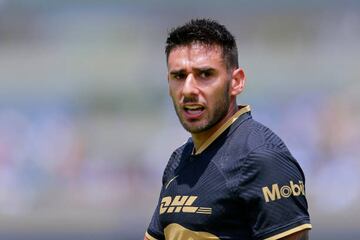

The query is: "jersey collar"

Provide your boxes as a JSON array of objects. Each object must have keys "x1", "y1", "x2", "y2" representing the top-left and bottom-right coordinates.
[{"x1": 193, "y1": 105, "x2": 251, "y2": 155}]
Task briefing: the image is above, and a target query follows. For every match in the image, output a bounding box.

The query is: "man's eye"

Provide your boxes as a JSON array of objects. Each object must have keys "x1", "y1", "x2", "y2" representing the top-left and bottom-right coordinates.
[
  {"x1": 200, "y1": 71, "x2": 211, "y2": 78},
  {"x1": 174, "y1": 73, "x2": 186, "y2": 80}
]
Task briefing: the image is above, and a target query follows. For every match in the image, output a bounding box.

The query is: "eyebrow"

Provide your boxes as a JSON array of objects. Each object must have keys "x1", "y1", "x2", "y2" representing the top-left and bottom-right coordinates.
[
  {"x1": 169, "y1": 67, "x2": 215, "y2": 75},
  {"x1": 195, "y1": 67, "x2": 215, "y2": 73},
  {"x1": 169, "y1": 69, "x2": 187, "y2": 75}
]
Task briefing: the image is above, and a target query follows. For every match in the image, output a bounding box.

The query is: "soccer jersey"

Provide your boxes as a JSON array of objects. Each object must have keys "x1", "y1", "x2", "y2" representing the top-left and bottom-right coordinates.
[{"x1": 146, "y1": 105, "x2": 311, "y2": 240}]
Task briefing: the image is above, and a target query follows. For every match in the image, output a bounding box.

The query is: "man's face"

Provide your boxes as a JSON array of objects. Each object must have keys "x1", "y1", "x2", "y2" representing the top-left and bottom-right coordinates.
[{"x1": 167, "y1": 43, "x2": 233, "y2": 133}]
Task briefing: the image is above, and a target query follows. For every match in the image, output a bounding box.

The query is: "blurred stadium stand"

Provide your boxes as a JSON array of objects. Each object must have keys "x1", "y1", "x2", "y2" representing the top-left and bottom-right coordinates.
[{"x1": 0, "y1": 0, "x2": 359, "y2": 239}]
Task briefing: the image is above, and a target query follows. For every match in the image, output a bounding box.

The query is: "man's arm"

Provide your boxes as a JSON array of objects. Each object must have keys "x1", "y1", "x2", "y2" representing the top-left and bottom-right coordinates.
[
  {"x1": 144, "y1": 232, "x2": 158, "y2": 240},
  {"x1": 145, "y1": 230, "x2": 309, "y2": 240},
  {"x1": 279, "y1": 230, "x2": 309, "y2": 240}
]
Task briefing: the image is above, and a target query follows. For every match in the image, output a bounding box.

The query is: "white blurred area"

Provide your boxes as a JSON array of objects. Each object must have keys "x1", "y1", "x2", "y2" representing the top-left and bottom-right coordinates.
[{"x1": 0, "y1": 0, "x2": 359, "y2": 239}]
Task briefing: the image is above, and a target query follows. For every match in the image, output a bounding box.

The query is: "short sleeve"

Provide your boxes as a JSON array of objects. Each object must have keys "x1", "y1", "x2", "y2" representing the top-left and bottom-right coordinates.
[
  {"x1": 146, "y1": 145, "x2": 191, "y2": 240},
  {"x1": 146, "y1": 186, "x2": 165, "y2": 240},
  {"x1": 233, "y1": 147, "x2": 311, "y2": 239}
]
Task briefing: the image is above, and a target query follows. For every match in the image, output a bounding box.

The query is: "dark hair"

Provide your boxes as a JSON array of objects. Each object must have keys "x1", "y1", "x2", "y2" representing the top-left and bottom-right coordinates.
[{"x1": 165, "y1": 19, "x2": 238, "y2": 69}]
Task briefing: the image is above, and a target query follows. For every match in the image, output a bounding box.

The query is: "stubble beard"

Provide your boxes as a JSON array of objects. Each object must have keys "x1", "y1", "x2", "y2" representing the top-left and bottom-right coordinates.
[{"x1": 173, "y1": 83, "x2": 231, "y2": 134}]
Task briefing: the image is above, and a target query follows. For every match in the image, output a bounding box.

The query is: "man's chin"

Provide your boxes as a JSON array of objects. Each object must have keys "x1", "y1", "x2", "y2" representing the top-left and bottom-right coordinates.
[{"x1": 182, "y1": 122, "x2": 210, "y2": 134}]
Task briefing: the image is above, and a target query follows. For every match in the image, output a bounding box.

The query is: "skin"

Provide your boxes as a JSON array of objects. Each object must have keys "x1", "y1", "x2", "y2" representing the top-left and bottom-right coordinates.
[
  {"x1": 144, "y1": 42, "x2": 310, "y2": 240},
  {"x1": 144, "y1": 229, "x2": 309, "y2": 240},
  {"x1": 167, "y1": 43, "x2": 245, "y2": 151},
  {"x1": 144, "y1": 229, "x2": 309, "y2": 239},
  {"x1": 144, "y1": 230, "x2": 309, "y2": 240}
]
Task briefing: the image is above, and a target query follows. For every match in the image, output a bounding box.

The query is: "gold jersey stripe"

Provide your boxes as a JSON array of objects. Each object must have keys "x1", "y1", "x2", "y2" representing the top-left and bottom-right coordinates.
[
  {"x1": 264, "y1": 223, "x2": 312, "y2": 240},
  {"x1": 145, "y1": 231, "x2": 158, "y2": 240},
  {"x1": 197, "y1": 209, "x2": 212, "y2": 213},
  {"x1": 164, "y1": 223, "x2": 220, "y2": 240},
  {"x1": 195, "y1": 105, "x2": 251, "y2": 155}
]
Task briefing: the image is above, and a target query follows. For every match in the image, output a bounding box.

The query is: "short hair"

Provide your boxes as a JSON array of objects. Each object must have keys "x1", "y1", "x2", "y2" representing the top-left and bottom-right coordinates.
[{"x1": 165, "y1": 19, "x2": 238, "y2": 69}]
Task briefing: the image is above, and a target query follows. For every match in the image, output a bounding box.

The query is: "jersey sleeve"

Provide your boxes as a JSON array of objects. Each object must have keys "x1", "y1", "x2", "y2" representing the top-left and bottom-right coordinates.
[
  {"x1": 231, "y1": 147, "x2": 311, "y2": 240},
  {"x1": 146, "y1": 186, "x2": 165, "y2": 240},
  {"x1": 146, "y1": 147, "x2": 184, "y2": 240}
]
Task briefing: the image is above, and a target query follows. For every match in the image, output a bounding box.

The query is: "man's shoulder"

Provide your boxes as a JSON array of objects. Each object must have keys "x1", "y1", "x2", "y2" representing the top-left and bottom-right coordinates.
[
  {"x1": 220, "y1": 118, "x2": 305, "y2": 197},
  {"x1": 216, "y1": 118, "x2": 293, "y2": 177},
  {"x1": 228, "y1": 117, "x2": 289, "y2": 157}
]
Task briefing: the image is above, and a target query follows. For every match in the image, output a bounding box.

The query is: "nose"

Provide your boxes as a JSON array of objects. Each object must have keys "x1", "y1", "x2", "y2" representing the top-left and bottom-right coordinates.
[{"x1": 182, "y1": 73, "x2": 199, "y2": 97}]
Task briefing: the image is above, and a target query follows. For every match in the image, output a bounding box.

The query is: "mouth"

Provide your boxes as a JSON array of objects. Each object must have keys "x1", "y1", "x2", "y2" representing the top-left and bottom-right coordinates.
[{"x1": 182, "y1": 104, "x2": 205, "y2": 118}]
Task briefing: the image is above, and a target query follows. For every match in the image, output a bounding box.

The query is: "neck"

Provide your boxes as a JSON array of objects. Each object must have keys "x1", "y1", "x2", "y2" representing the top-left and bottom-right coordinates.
[{"x1": 191, "y1": 102, "x2": 238, "y2": 152}]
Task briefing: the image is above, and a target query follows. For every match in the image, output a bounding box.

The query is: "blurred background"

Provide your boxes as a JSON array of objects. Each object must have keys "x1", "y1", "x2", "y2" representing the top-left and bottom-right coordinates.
[{"x1": 0, "y1": 0, "x2": 359, "y2": 239}]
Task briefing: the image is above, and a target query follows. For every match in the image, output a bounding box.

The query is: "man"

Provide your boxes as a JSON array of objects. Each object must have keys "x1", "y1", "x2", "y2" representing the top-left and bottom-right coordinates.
[{"x1": 145, "y1": 19, "x2": 311, "y2": 240}]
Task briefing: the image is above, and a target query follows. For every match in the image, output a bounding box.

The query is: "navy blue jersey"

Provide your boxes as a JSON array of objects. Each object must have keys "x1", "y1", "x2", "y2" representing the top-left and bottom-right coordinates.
[{"x1": 146, "y1": 106, "x2": 311, "y2": 240}]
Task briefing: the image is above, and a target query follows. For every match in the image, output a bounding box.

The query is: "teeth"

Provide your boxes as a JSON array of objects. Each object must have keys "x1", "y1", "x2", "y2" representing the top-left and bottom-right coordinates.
[{"x1": 185, "y1": 105, "x2": 203, "y2": 110}]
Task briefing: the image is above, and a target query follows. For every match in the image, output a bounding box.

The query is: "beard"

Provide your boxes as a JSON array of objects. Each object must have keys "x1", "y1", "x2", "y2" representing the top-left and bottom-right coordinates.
[{"x1": 172, "y1": 82, "x2": 231, "y2": 134}]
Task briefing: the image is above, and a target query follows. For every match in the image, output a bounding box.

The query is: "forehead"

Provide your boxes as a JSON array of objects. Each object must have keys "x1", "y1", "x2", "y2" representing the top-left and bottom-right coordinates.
[{"x1": 167, "y1": 43, "x2": 225, "y2": 69}]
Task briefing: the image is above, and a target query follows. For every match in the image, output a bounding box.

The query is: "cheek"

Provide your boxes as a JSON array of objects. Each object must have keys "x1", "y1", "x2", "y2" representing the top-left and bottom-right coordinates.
[
  {"x1": 168, "y1": 86, "x2": 180, "y2": 103},
  {"x1": 207, "y1": 83, "x2": 228, "y2": 99},
  {"x1": 169, "y1": 82, "x2": 182, "y2": 98},
  {"x1": 168, "y1": 82, "x2": 175, "y2": 95}
]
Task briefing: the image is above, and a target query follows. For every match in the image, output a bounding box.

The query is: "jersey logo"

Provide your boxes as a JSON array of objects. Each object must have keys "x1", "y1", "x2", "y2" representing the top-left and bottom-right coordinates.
[
  {"x1": 262, "y1": 180, "x2": 305, "y2": 202},
  {"x1": 165, "y1": 175, "x2": 179, "y2": 189},
  {"x1": 159, "y1": 195, "x2": 212, "y2": 215}
]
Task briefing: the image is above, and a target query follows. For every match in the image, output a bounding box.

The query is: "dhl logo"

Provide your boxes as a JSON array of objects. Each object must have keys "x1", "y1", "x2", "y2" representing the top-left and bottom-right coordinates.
[{"x1": 160, "y1": 195, "x2": 212, "y2": 215}]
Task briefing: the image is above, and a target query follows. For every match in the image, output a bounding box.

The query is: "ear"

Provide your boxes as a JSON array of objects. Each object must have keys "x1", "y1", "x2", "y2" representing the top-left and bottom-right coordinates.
[{"x1": 230, "y1": 68, "x2": 246, "y2": 96}]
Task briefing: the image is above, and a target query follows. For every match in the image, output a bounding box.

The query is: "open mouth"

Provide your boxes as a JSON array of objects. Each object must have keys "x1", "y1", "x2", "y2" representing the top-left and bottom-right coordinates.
[{"x1": 183, "y1": 105, "x2": 205, "y2": 116}]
